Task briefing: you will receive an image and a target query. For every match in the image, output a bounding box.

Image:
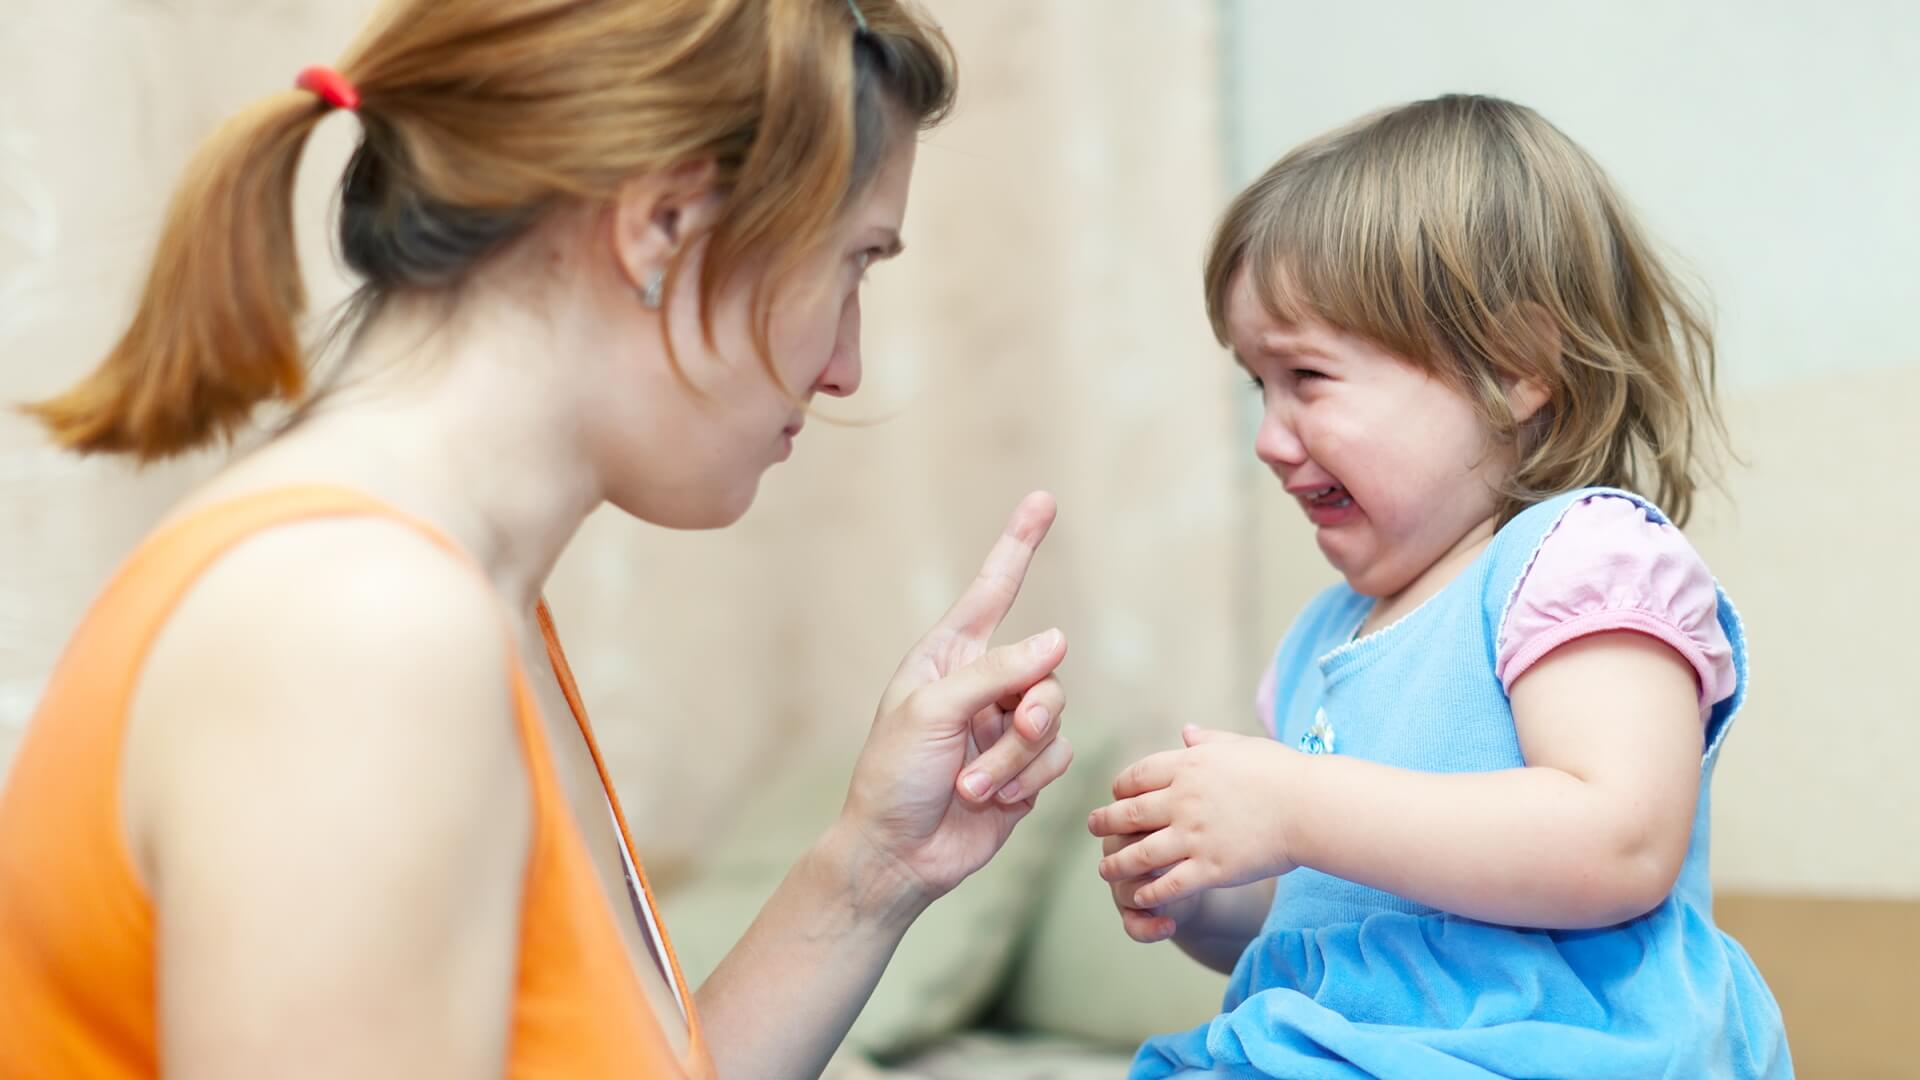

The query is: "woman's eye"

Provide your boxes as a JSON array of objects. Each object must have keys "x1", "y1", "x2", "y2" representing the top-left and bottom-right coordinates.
[{"x1": 1291, "y1": 368, "x2": 1326, "y2": 381}]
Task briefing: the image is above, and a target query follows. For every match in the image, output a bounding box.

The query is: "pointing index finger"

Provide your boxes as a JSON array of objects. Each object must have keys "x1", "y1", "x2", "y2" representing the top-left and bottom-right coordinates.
[{"x1": 936, "y1": 491, "x2": 1057, "y2": 643}]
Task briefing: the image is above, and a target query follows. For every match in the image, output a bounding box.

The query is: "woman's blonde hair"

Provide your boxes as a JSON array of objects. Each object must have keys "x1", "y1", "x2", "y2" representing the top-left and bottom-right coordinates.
[
  {"x1": 1206, "y1": 94, "x2": 1725, "y2": 526},
  {"x1": 29, "y1": 0, "x2": 954, "y2": 460}
]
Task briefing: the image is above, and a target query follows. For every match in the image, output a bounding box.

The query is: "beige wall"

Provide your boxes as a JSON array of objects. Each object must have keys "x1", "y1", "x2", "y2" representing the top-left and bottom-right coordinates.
[
  {"x1": 1226, "y1": 0, "x2": 1920, "y2": 897},
  {"x1": 1, "y1": 3, "x2": 380, "y2": 760},
  {"x1": 1694, "y1": 369, "x2": 1920, "y2": 897}
]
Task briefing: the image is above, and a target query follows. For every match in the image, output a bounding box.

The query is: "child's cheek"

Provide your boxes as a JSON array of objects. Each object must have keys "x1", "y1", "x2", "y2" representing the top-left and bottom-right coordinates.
[{"x1": 1303, "y1": 412, "x2": 1362, "y2": 477}]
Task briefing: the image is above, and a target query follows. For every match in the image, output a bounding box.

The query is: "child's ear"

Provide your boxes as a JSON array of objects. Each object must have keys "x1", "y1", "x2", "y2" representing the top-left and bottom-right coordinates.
[
  {"x1": 1507, "y1": 374, "x2": 1552, "y2": 426},
  {"x1": 1504, "y1": 303, "x2": 1558, "y2": 426}
]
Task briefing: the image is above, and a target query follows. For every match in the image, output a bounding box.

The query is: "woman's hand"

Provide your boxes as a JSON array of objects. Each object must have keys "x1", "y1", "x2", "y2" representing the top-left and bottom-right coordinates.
[
  {"x1": 839, "y1": 492, "x2": 1074, "y2": 904},
  {"x1": 699, "y1": 495, "x2": 1072, "y2": 1077}
]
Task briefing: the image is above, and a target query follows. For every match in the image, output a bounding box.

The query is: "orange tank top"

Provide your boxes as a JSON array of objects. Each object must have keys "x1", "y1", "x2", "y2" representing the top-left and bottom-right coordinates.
[{"x1": 0, "y1": 487, "x2": 715, "y2": 1078}]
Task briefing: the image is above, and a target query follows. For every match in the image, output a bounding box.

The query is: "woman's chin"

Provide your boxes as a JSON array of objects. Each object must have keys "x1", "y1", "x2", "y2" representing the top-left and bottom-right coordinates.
[{"x1": 612, "y1": 479, "x2": 759, "y2": 532}]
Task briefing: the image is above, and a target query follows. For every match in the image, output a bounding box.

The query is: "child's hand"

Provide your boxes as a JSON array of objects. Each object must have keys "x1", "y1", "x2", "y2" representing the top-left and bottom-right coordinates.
[
  {"x1": 1100, "y1": 832, "x2": 1203, "y2": 943},
  {"x1": 1088, "y1": 726, "x2": 1303, "y2": 910}
]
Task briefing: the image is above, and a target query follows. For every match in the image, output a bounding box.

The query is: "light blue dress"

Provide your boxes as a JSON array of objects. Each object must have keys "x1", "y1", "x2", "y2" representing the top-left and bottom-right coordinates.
[{"x1": 1132, "y1": 488, "x2": 1791, "y2": 1079}]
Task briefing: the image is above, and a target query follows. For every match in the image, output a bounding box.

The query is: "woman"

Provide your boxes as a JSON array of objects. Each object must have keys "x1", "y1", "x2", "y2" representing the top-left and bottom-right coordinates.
[{"x1": 0, "y1": 1, "x2": 1073, "y2": 1076}]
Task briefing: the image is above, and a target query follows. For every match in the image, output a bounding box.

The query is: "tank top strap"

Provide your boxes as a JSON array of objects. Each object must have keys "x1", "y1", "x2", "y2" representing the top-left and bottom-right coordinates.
[{"x1": 533, "y1": 602, "x2": 700, "y2": 1030}]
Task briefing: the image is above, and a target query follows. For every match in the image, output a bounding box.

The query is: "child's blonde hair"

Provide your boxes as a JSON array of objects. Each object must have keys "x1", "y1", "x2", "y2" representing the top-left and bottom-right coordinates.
[{"x1": 1206, "y1": 94, "x2": 1725, "y2": 526}]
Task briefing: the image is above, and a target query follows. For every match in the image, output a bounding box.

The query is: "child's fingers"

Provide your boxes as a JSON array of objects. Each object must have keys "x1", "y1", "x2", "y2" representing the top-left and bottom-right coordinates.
[
  {"x1": 994, "y1": 734, "x2": 1073, "y2": 805},
  {"x1": 1120, "y1": 905, "x2": 1176, "y2": 943},
  {"x1": 1111, "y1": 749, "x2": 1182, "y2": 799},
  {"x1": 1086, "y1": 791, "x2": 1173, "y2": 837},
  {"x1": 1102, "y1": 831, "x2": 1180, "y2": 941},
  {"x1": 1098, "y1": 828, "x2": 1182, "y2": 882},
  {"x1": 1180, "y1": 724, "x2": 1243, "y2": 748},
  {"x1": 1133, "y1": 860, "x2": 1208, "y2": 910},
  {"x1": 1103, "y1": 846, "x2": 1178, "y2": 942}
]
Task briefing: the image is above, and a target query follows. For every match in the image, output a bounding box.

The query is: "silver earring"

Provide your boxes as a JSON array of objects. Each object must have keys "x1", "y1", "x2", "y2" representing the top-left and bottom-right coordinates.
[{"x1": 640, "y1": 269, "x2": 665, "y2": 310}]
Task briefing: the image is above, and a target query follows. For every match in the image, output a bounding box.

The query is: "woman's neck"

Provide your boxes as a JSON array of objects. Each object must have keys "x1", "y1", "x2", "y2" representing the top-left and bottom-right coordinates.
[{"x1": 217, "y1": 294, "x2": 605, "y2": 615}]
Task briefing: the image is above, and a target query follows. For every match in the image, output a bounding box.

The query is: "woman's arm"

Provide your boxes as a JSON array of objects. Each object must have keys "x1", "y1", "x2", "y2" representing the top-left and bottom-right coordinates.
[
  {"x1": 695, "y1": 493, "x2": 1075, "y2": 1079},
  {"x1": 125, "y1": 522, "x2": 532, "y2": 1078},
  {"x1": 691, "y1": 825, "x2": 922, "y2": 1079},
  {"x1": 1097, "y1": 632, "x2": 1705, "y2": 930}
]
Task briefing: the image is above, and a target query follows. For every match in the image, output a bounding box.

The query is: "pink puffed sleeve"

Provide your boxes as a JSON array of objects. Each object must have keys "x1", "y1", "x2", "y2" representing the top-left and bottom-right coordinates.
[{"x1": 1497, "y1": 495, "x2": 1735, "y2": 711}]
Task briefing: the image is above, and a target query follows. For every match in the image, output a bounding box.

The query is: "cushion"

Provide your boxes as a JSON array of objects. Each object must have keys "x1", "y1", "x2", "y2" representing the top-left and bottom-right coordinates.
[{"x1": 663, "y1": 745, "x2": 1076, "y2": 1057}]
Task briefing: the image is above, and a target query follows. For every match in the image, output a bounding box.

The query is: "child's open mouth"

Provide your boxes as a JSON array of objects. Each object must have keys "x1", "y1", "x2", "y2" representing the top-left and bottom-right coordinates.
[
  {"x1": 1299, "y1": 484, "x2": 1358, "y2": 526},
  {"x1": 1303, "y1": 484, "x2": 1352, "y2": 510}
]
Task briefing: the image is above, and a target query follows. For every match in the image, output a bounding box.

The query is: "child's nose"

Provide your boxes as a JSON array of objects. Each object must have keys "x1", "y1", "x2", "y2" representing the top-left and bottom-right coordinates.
[{"x1": 1254, "y1": 406, "x2": 1306, "y2": 469}]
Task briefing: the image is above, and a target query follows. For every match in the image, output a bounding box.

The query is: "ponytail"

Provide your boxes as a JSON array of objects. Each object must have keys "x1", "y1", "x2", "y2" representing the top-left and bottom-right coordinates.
[{"x1": 24, "y1": 91, "x2": 328, "y2": 459}]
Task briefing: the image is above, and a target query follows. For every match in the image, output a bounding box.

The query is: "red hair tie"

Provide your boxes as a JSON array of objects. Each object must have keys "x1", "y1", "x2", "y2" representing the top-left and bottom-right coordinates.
[{"x1": 295, "y1": 65, "x2": 361, "y2": 113}]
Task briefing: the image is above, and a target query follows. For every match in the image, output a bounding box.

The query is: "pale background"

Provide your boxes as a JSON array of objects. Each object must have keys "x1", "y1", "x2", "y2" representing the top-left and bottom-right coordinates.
[{"x1": 0, "y1": 0, "x2": 1914, "y2": 1069}]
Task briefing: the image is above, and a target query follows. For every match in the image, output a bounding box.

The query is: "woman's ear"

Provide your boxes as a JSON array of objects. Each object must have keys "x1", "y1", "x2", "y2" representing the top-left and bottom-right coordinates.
[{"x1": 610, "y1": 159, "x2": 722, "y2": 293}]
